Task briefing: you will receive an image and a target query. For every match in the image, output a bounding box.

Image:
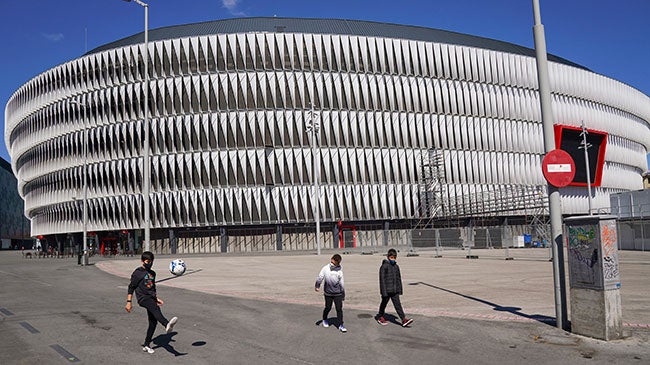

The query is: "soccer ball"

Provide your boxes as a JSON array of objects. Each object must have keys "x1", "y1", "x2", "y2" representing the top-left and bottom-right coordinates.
[{"x1": 169, "y1": 259, "x2": 187, "y2": 276}]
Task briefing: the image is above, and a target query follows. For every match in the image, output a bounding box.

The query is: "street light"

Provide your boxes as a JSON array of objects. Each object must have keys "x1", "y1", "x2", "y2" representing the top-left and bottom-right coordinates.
[
  {"x1": 306, "y1": 106, "x2": 321, "y2": 255},
  {"x1": 532, "y1": 0, "x2": 568, "y2": 331},
  {"x1": 70, "y1": 98, "x2": 89, "y2": 266},
  {"x1": 123, "y1": 0, "x2": 151, "y2": 252}
]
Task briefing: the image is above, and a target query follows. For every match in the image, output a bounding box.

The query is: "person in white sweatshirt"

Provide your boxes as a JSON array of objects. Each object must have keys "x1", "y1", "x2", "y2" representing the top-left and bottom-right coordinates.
[{"x1": 314, "y1": 254, "x2": 346, "y2": 332}]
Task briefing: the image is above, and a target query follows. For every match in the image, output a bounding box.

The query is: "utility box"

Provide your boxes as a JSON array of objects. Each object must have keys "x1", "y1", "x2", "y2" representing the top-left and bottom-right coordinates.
[
  {"x1": 564, "y1": 215, "x2": 622, "y2": 340},
  {"x1": 511, "y1": 235, "x2": 525, "y2": 248}
]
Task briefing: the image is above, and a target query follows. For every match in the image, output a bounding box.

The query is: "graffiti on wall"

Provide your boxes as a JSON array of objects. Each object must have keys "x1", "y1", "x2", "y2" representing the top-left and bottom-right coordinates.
[
  {"x1": 566, "y1": 220, "x2": 621, "y2": 290},
  {"x1": 601, "y1": 220, "x2": 620, "y2": 286},
  {"x1": 568, "y1": 226, "x2": 595, "y2": 249},
  {"x1": 567, "y1": 224, "x2": 602, "y2": 289}
]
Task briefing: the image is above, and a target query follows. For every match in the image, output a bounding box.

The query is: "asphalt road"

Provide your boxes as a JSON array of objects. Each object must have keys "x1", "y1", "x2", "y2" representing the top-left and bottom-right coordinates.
[{"x1": 0, "y1": 252, "x2": 648, "y2": 364}]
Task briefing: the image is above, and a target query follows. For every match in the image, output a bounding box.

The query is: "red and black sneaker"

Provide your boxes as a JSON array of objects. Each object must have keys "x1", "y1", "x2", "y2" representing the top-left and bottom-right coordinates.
[
  {"x1": 377, "y1": 316, "x2": 388, "y2": 326},
  {"x1": 402, "y1": 318, "x2": 414, "y2": 327}
]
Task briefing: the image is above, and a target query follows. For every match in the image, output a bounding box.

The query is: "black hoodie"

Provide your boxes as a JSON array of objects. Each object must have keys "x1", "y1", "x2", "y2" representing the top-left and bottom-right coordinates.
[{"x1": 127, "y1": 266, "x2": 158, "y2": 304}]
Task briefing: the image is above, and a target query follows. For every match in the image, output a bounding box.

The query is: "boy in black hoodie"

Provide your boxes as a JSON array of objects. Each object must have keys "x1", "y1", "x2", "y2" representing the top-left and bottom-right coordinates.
[
  {"x1": 376, "y1": 248, "x2": 414, "y2": 327},
  {"x1": 125, "y1": 251, "x2": 178, "y2": 354}
]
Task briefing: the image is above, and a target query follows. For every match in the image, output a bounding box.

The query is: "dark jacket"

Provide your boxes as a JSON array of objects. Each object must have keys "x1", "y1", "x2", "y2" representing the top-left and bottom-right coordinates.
[
  {"x1": 127, "y1": 266, "x2": 157, "y2": 304},
  {"x1": 379, "y1": 259, "x2": 403, "y2": 296}
]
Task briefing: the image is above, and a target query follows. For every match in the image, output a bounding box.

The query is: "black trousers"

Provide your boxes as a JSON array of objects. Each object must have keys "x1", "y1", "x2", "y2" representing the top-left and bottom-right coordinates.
[
  {"x1": 378, "y1": 294, "x2": 405, "y2": 320},
  {"x1": 139, "y1": 298, "x2": 170, "y2": 346},
  {"x1": 323, "y1": 295, "x2": 344, "y2": 325}
]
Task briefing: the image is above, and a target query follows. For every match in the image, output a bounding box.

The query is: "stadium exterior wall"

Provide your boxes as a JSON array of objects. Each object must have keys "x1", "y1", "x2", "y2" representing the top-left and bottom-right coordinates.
[
  {"x1": 0, "y1": 158, "x2": 31, "y2": 248},
  {"x1": 4, "y1": 18, "x2": 650, "y2": 252}
]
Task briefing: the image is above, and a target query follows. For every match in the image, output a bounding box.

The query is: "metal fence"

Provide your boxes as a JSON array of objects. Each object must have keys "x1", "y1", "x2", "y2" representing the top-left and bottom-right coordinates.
[
  {"x1": 617, "y1": 219, "x2": 649, "y2": 251},
  {"x1": 610, "y1": 192, "x2": 650, "y2": 251}
]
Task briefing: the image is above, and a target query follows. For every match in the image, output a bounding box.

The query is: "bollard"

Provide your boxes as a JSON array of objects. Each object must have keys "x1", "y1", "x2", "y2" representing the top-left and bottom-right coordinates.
[{"x1": 434, "y1": 229, "x2": 442, "y2": 258}]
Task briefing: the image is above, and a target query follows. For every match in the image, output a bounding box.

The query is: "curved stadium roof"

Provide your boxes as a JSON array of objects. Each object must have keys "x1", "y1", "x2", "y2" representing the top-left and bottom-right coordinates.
[{"x1": 87, "y1": 17, "x2": 587, "y2": 70}]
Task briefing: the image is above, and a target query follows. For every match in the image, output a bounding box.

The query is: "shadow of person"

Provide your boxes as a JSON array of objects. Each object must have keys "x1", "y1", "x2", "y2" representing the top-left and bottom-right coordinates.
[
  {"x1": 382, "y1": 313, "x2": 402, "y2": 326},
  {"x1": 410, "y1": 282, "x2": 556, "y2": 326},
  {"x1": 152, "y1": 332, "x2": 187, "y2": 356},
  {"x1": 315, "y1": 318, "x2": 343, "y2": 327}
]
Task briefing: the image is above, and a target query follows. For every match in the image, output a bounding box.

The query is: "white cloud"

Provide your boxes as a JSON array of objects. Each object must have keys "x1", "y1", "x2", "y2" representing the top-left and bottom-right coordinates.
[
  {"x1": 43, "y1": 33, "x2": 64, "y2": 42},
  {"x1": 222, "y1": 0, "x2": 246, "y2": 16},
  {"x1": 222, "y1": 0, "x2": 239, "y2": 10}
]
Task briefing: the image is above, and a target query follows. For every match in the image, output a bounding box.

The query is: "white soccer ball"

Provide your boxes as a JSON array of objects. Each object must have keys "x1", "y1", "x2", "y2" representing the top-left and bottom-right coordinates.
[{"x1": 169, "y1": 259, "x2": 187, "y2": 276}]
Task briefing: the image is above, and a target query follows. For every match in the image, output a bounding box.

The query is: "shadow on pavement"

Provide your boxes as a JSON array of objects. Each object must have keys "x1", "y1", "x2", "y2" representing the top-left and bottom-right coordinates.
[
  {"x1": 152, "y1": 332, "x2": 187, "y2": 356},
  {"x1": 157, "y1": 269, "x2": 203, "y2": 283},
  {"x1": 410, "y1": 281, "x2": 557, "y2": 326}
]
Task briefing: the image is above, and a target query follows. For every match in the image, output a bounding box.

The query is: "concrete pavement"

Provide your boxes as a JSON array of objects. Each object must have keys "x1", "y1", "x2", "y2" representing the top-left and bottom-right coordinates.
[
  {"x1": 96, "y1": 247, "x2": 650, "y2": 328},
  {"x1": 1, "y1": 248, "x2": 649, "y2": 364}
]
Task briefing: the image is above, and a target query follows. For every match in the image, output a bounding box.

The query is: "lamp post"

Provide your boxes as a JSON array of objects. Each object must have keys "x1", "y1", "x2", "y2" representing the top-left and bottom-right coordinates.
[
  {"x1": 70, "y1": 98, "x2": 89, "y2": 266},
  {"x1": 123, "y1": 0, "x2": 150, "y2": 251},
  {"x1": 532, "y1": 0, "x2": 568, "y2": 331},
  {"x1": 306, "y1": 106, "x2": 321, "y2": 255}
]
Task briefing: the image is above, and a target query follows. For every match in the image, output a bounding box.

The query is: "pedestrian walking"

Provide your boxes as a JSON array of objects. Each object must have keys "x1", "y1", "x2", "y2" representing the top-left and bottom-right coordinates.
[
  {"x1": 315, "y1": 254, "x2": 347, "y2": 332},
  {"x1": 376, "y1": 248, "x2": 414, "y2": 327},
  {"x1": 125, "y1": 251, "x2": 178, "y2": 354}
]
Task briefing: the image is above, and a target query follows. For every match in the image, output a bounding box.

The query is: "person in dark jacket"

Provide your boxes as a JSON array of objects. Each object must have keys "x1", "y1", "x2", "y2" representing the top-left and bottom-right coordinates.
[
  {"x1": 125, "y1": 251, "x2": 178, "y2": 354},
  {"x1": 376, "y1": 248, "x2": 414, "y2": 327}
]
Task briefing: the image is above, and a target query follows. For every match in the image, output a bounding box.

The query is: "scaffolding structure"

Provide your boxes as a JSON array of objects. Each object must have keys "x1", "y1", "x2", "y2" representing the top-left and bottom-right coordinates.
[
  {"x1": 411, "y1": 148, "x2": 550, "y2": 249},
  {"x1": 413, "y1": 149, "x2": 446, "y2": 229}
]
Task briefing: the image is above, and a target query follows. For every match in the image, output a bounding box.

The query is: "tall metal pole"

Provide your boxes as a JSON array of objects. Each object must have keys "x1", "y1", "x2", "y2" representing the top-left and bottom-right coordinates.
[
  {"x1": 315, "y1": 114, "x2": 321, "y2": 256},
  {"x1": 82, "y1": 99, "x2": 89, "y2": 266},
  {"x1": 143, "y1": 2, "x2": 150, "y2": 252},
  {"x1": 71, "y1": 99, "x2": 89, "y2": 266},
  {"x1": 580, "y1": 121, "x2": 593, "y2": 215},
  {"x1": 532, "y1": 0, "x2": 568, "y2": 331},
  {"x1": 307, "y1": 106, "x2": 321, "y2": 255},
  {"x1": 125, "y1": 0, "x2": 151, "y2": 251}
]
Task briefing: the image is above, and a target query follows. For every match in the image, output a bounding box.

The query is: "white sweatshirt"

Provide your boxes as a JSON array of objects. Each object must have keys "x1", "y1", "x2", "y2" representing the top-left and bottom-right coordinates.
[{"x1": 315, "y1": 263, "x2": 345, "y2": 297}]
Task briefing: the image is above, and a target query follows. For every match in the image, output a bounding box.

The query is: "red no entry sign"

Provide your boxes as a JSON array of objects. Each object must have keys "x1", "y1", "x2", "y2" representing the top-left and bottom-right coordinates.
[{"x1": 542, "y1": 149, "x2": 576, "y2": 187}]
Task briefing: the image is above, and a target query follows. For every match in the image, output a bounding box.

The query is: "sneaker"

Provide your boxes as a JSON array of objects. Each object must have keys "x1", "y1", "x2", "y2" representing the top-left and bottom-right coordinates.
[
  {"x1": 142, "y1": 346, "x2": 155, "y2": 354},
  {"x1": 166, "y1": 316, "x2": 178, "y2": 333},
  {"x1": 376, "y1": 316, "x2": 388, "y2": 326},
  {"x1": 339, "y1": 324, "x2": 347, "y2": 333},
  {"x1": 322, "y1": 319, "x2": 330, "y2": 328},
  {"x1": 402, "y1": 318, "x2": 414, "y2": 327}
]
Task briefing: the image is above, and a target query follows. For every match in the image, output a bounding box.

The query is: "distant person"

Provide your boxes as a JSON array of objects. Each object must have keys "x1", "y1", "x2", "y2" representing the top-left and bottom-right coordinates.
[
  {"x1": 315, "y1": 254, "x2": 347, "y2": 332},
  {"x1": 125, "y1": 251, "x2": 178, "y2": 354},
  {"x1": 376, "y1": 248, "x2": 414, "y2": 327}
]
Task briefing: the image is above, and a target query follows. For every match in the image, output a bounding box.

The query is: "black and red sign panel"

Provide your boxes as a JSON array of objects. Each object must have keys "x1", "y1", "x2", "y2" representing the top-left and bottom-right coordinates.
[{"x1": 553, "y1": 124, "x2": 607, "y2": 187}]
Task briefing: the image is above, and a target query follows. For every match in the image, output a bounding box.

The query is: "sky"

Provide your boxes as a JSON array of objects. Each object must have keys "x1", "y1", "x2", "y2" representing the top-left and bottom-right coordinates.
[{"x1": 1, "y1": 0, "x2": 649, "y2": 166}]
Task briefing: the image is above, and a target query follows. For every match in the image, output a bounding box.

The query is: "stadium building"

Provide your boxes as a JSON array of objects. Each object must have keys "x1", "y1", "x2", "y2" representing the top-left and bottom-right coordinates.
[
  {"x1": 0, "y1": 158, "x2": 31, "y2": 249},
  {"x1": 5, "y1": 18, "x2": 650, "y2": 254}
]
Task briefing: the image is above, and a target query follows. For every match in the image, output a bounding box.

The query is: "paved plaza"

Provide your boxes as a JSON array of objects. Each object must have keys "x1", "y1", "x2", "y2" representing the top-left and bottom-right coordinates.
[
  {"x1": 1, "y1": 248, "x2": 649, "y2": 364},
  {"x1": 97, "y1": 247, "x2": 650, "y2": 327}
]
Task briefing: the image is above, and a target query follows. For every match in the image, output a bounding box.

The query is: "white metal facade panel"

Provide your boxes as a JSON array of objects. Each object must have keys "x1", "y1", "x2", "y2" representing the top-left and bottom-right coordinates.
[{"x1": 5, "y1": 27, "x2": 650, "y2": 235}]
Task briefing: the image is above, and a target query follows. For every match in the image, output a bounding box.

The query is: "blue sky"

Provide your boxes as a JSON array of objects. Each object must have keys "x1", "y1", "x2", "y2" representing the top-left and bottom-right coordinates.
[{"x1": 2, "y1": 0, "x2": 649, "y2": 167}]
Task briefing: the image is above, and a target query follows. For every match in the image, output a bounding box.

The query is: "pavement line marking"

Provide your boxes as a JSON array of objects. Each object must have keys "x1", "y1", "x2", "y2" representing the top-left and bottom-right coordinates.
[
  {"x1": 19, "y1": 321, "x2": 40, "y2": 334},
  {"x1": 624, "y1": 322, "x2": 650, "y2": 329},
  {"x1": 0, "y1": 308, "x2": 14, "y2": 316},
  {"x1": 50, "y1": 344, "x2": 80, "y2": 363}
]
